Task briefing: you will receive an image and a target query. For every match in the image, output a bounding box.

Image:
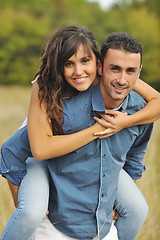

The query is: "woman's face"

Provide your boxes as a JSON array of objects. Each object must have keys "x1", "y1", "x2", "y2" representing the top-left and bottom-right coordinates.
[{"x1": 63, "y1": 44, "x2": 97, "y2": 92}]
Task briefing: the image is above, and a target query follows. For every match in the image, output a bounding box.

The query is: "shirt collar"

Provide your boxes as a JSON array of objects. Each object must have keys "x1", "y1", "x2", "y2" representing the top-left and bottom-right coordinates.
[
  {"x1": 91, "y1": 82, "x2": 106, "y2": 113},
  {"x1": 91, "y1": 82, "x2": 130, "y2": 112},
  {"x1": 113, "y1": 95, "x2": 129, "y2": 111}
]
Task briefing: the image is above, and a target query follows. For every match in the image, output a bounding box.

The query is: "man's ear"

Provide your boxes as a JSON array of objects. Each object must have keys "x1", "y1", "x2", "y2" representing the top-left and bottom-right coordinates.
[
  {"x1": 98, "y1": 61, "x2": 103, "y2": 76},
  {"x1": 138, "y1": 64, "x2": 142, "y2": 78}
]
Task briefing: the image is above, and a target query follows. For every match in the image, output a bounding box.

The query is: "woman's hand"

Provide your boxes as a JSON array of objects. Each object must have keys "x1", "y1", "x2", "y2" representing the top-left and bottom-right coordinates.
[{"x1": 93, "y1": 110, "x2": 129, "y2": 138}]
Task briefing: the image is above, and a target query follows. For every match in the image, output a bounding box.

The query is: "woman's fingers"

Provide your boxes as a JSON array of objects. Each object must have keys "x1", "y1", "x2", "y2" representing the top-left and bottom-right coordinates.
[
  {"x1": 94, "y1": 116, "x2": 112, "y2": 128},
  {"x1": 94, "y1": 110, "x2": 129, "y2": 138}
]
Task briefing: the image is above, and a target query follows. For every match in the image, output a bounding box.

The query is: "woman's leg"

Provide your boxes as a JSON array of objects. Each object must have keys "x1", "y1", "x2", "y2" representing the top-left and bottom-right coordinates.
[
  {"x1": 114, "y1": 169, "x2": 148, "y2": 240},
  {"x1": 1, "y1": 157, "x2": 49, "y2": 240}
]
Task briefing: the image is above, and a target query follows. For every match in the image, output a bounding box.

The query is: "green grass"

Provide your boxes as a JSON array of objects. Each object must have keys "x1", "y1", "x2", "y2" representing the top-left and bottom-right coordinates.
[{"x1": 0, "y1": 86, "x2": 159, "y2": 239}]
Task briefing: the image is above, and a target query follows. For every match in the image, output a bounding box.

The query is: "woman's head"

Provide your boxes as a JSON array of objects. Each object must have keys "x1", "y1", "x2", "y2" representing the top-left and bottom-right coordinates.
[
  {"x1": 35, "y1": 25, "x2": 99, "y2": 134},
  {"x1": 37, "y1": 25, "x2": 99, "y2": 91},
  {"x1": 63, "y1": 43, "x2": 98, "y2": 92}
]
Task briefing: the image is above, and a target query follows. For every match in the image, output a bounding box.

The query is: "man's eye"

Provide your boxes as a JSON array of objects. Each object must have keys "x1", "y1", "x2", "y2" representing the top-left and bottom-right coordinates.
[
  {"x1": 127, "y1": 69, "x2": 136, "y2": 73},
  {"x1": 112, "y1": 67, "x2": 119, "y2": 71}
]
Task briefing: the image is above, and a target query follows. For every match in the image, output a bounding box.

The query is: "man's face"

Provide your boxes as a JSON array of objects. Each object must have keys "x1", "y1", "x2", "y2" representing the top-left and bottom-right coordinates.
[{"x1": 98, "y1": 48, "x2": 142, "y2": 108}]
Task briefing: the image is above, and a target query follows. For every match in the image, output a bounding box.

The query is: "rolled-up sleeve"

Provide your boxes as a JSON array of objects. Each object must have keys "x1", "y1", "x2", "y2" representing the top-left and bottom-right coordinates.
[
  {"x1": 123, "y1": 123, "x2": 153, "y2": 179},
  {"x1": 0, "y1": 126, "x2": 32, "y2": 185}
]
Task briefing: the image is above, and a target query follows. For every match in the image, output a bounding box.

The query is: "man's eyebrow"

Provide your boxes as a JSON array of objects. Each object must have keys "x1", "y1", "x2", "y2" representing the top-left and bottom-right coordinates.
[
  {"x1": 127, "y1": 67, "x2": 138, "y2": 71},
  {"x1": 110, "y1": 64, "x2": 138, "y2": 70},
  {"x1": 110, "y1": 64, "x2": 121, "y2": 69}
]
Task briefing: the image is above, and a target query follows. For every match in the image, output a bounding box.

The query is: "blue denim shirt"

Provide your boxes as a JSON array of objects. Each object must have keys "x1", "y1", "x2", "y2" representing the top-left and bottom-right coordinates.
[
  {"x1": 0, "y1": 83, "x2": 153, "y2": 239},
  {"x1": 45, "y1": 83, "x2": 153, "y2": 239}
]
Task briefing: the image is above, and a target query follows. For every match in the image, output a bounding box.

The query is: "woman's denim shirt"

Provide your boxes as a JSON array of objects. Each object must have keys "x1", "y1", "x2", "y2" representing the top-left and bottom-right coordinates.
[{"x1": 0, "y1": 82, "x2": 153, "y2": 240}]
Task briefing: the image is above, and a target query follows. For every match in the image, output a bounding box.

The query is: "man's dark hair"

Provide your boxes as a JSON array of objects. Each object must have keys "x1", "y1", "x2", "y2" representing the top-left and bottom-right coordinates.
[{"x1": 100, "y1": 32, "x2": 142, "y2": 65}]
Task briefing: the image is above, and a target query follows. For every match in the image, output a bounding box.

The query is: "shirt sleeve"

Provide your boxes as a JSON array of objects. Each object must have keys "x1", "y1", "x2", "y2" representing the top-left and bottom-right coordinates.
[
  {"x1": 0, "y1": 125, "x2": 32, "y2": 185},
  {"x1": 123, "y1": 123, "x2": 153, "y2": 180}
]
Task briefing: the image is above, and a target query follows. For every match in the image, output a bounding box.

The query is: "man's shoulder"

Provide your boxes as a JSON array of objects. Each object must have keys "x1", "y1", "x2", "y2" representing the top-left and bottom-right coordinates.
[{"x1": 128, "y1": 90, "x2": 147, "y2": 109}]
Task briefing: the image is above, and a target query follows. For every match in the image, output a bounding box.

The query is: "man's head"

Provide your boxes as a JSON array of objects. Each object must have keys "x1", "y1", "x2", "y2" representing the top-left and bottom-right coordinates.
[{"x1": 98, "y1": 32, "x2": 142, "y2": 109}]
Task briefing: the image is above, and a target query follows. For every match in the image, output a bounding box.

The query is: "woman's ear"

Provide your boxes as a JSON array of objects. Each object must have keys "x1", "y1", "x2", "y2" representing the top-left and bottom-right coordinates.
[{"x1": 98, "y1": 61, "x2": 102, "y2": 76}]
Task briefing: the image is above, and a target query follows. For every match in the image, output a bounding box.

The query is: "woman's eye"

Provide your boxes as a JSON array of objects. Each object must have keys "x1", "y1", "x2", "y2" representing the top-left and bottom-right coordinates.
[
  {"x1": 82, "y1": 57, "x2": 91, "y2": 64},
  {"x1": 64, "y1": 62, "x2": 72, "y2": 67}
]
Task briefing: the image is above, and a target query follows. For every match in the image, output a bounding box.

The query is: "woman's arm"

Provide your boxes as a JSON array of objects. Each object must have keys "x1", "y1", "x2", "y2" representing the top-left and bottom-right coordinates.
[
  {"x1": 131, "y1": 78, "x2": 160, "y2": 124},
  {"x1": 94, "y1": 79, "x2": 160, "y2": 138},
  {"x1": 27, "y1": 82, "x2": 105, "y2": 161}
]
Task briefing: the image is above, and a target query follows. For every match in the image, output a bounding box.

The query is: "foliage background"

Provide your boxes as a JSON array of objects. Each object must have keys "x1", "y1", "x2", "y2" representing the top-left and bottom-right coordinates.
[
  {"x1": 0, "y1": 0, "x2": 159, "y2": 89},
  {"x1": 0, "y1": 0, "x2": 160, "y2": 239}
]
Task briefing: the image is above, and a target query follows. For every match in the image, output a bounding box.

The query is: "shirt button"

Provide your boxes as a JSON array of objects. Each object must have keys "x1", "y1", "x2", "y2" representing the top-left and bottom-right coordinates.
[
  {"x1": 103, "y1": 174, "x2": 106, "y2": 178},
  {"x1": 101, "y1": 193, "x2": 104, "y2": 197},
  {"x1": 103, "y1": 154, "x2": 106, "y2": 157}
]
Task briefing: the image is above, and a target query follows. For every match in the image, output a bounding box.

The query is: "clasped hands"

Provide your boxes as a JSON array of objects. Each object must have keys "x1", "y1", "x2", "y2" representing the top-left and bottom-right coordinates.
[{"x1": 93, "y1": 109, "x2": 128, "y2": 138}]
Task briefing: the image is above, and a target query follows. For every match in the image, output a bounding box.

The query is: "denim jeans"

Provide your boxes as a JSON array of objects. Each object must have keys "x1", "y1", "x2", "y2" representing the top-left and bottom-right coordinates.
[
  {"x1": 115, "y1": 169, "x2": 148, "y2": 240},
  {"x1": 0, "y1": 161, "x2": 147, "y2": 240},
  {"x1": 0, "y1": 158, "x2": 49, "y2": 240}
]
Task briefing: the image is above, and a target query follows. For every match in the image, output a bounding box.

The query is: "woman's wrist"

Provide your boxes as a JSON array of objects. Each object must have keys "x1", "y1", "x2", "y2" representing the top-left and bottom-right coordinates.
[
  {"x1": 90, "y1": 122, "x2": 105, "y2": 137},
  {"x1": 125, "y1": 114, "x2": 142, "y2": 128}
]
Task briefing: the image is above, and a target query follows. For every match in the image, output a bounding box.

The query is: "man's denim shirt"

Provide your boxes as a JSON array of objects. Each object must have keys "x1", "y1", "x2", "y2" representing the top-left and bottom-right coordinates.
[{"x1": 0, "y1": 82, "x2": 153, "y2": 240}]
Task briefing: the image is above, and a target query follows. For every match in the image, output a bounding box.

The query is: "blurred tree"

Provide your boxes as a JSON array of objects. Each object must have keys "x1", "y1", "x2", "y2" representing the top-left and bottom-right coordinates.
[
  {"x1": 143, "y1": 0, "x2": 160, "y2": 17},
  {"x1": 0, "y1": 9, "x2": 53, "y2": 85},
  {"x1": 0, "y1": 0, "x2": 159, "y2": 90},
  {"x1": 120, "y1": 6, "x2": 159, "y2": 86}
]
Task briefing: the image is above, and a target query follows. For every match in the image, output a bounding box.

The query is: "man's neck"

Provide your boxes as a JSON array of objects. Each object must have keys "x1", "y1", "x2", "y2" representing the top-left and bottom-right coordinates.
[{"x1": 100, "y1": 81, "x2": 125, "y2": 110}]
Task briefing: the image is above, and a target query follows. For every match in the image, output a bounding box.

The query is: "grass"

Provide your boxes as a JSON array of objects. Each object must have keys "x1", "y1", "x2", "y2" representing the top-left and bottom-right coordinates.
[
  {"x1": 0, "y1": 85, "x2": 31, "y2": 236},
  {"x1": 0, "y1": 86, "x2": 160, "y2": 239},
  {"x1": 136, "y1": 120, "x2": 160, "y2": 240}
]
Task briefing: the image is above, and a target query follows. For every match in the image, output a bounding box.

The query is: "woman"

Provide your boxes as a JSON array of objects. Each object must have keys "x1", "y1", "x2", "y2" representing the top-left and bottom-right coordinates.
[{"x1": 0, "y1": 26, "x2": 160, "y2": 240}]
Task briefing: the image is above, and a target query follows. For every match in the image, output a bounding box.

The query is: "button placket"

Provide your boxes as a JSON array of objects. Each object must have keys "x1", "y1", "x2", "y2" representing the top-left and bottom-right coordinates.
[{"x1": 101, "y1": 152, "x2": 107, "y2": 197}]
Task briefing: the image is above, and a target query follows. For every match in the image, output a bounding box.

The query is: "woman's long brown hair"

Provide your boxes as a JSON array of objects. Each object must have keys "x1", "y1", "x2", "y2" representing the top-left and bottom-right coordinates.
[{"x1": 34, "y1": 26, "x2": 100, "y2": 135}]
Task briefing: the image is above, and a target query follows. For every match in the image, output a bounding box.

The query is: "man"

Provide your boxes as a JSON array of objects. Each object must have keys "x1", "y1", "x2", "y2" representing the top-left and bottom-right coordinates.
[
  {"x1": 31, "y1": 32, "x2": 153, "y2": 240},
  {"x1": 1, "y1": 32, "x2": 154, "y2": 240}
]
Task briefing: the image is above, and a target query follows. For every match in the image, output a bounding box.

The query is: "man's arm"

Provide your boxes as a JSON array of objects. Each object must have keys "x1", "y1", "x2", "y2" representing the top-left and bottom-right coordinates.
[{"x1": 123, "y1": 123, "x2": 153, "y2": 180}]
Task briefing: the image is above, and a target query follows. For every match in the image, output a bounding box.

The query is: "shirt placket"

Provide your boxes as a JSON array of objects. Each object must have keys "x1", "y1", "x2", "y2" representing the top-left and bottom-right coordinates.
[
  {"x1": 96, "y1": 139, "x2": 113, "y2": 240},
  {"x1": 95, "y1": 139, "x2": 106, "y2": 240}
]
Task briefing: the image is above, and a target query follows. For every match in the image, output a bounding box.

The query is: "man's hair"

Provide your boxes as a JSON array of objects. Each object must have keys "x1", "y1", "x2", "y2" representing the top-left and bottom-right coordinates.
[{"x1": 100, "y1": 32, "x2": 142, "y2": 65}]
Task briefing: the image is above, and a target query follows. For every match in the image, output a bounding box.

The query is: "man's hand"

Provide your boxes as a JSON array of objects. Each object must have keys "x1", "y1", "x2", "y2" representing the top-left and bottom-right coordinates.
[
  {"x1": 113, "y1": 209, "x2": 119, "y2": 221},
  {"x1": 7, "y1": 179, "x2": 19, "y2": 208}
]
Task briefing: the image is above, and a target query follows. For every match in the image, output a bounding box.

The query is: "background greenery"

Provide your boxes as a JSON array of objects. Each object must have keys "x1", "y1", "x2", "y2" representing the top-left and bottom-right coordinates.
[
  {"x1": 0, "y1": 0, "x2": 159, "y2": 89},
  {"x1": 0, "y1": 0, "x2": 160, "y2": 239}
]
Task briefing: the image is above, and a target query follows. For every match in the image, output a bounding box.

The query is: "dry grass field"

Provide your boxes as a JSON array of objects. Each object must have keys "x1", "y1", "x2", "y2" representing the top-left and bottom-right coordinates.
[{"x1": 0, "y1": 86, "x2": 159, "y2": 239}]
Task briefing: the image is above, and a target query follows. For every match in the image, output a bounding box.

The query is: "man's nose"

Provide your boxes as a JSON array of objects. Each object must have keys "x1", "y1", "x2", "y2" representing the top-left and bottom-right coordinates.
[{"x1": 118, "y1": 72, "x2": 127, "y2": 85}]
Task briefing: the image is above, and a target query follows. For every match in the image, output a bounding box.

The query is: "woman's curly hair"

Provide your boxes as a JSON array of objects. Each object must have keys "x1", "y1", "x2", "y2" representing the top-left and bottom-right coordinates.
[{"x1": 34, "y1": 25, "x2": 100, "y2": 135}]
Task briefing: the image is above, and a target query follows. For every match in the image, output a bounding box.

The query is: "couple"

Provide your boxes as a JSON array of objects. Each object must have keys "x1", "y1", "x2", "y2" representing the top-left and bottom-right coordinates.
[{"x1": 0, "y1": 26, "x2": 160, "y2": 240}]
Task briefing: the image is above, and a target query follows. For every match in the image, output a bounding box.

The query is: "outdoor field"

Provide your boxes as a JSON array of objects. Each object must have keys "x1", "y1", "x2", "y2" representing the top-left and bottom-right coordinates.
[{"x1": 0, "y1": 86, "x2": 160, "y2": 239}]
